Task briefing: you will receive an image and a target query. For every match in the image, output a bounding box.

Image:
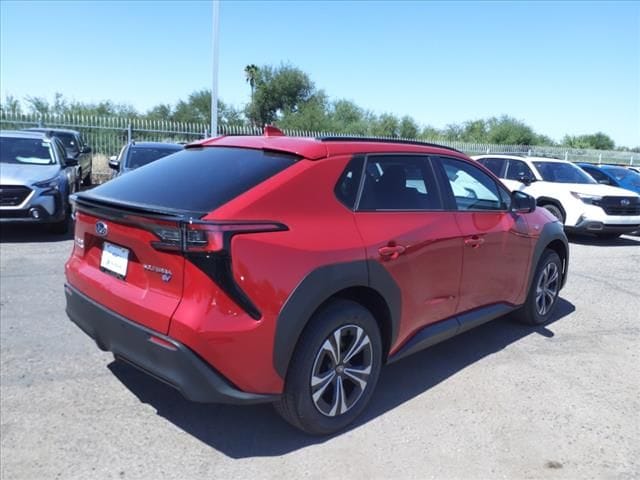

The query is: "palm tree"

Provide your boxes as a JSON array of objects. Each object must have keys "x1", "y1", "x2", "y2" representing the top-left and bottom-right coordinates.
[
  {"x1": 244, "y1": 64, "x2": 259, "y2": 104},
  {"x1": 244, "y1": 64, "x2": 259, "y2": 128}
]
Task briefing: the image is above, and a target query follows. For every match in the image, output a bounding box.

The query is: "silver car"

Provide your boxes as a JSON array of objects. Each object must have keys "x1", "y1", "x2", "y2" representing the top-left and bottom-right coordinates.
[{"x1": 0, "y1": 130, "x2": 79, "y2": 233}]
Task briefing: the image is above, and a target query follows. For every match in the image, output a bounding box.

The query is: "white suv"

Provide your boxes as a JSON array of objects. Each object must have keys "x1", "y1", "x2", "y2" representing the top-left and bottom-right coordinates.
[{"x1": 472, "y1": 154, "x2": 640, "y2": 238}]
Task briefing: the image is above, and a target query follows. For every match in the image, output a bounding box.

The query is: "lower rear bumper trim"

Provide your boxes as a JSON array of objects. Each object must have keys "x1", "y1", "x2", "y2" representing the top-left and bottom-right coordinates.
[{"x1": 64, "y1": 283, "x2": 278, "y2": 405}]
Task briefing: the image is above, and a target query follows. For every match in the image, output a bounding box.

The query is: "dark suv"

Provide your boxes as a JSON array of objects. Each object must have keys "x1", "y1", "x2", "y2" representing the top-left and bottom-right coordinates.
[
  {"x1": 108, "y1": 141, "x2": 183, "y2": 177},
  {"x1": 26, "y1": 128, "x2": 93, "y2": 186},
  {"x1": 65, "y1": 128, "x2": 569, "y2": 434}
]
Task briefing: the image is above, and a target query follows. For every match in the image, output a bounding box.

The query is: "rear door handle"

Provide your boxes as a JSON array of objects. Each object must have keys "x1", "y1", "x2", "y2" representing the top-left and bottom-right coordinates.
[
  {"x1": 464, "y1": 236, "x2": 485, "y2": 248},
  {"x1": 378, "y1": 245, "x2": 406, "y2": 260}
]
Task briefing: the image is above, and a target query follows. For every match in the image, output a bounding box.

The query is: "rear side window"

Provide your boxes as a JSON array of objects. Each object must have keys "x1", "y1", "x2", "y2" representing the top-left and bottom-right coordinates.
[
  {"x1": 477, "y1": 157, "x2": 506, "y2": 177},
  {"x1": 335, "y1": 156, "x2": 364, "y2": 209},
  {"x1": 85, "y1": 147, "x2": 297, "y2": 214},
  {"x1": 505, "y1": 159, "x2": 535, "y2": 181}
]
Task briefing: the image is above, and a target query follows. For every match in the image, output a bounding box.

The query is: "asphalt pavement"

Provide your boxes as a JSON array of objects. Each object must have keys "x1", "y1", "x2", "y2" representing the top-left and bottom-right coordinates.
[{"x1": 1, "y1": 225, "x2": 638, "y2": 479}]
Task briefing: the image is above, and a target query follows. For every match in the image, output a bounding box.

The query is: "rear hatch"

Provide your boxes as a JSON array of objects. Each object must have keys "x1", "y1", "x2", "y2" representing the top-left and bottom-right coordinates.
[
  {"x1": 68, "y1": 203, "x2": 187, "y2": 334},
  {"x1": 66, "y1": 146, "x2": 296, "y2": 335}
]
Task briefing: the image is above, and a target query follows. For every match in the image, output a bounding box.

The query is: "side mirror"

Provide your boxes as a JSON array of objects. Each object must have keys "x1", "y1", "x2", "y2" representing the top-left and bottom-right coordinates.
[
  {"x1": 108, "y1": 156, "x2": 120, "y2": 170},
  {"x1": 511, "y1": 191, "x2": 536, "y2": 213},
  {"x1": 518, "y1": 173, "x2": 535, "y2": 186},
  {"x1": 65, "y1": 155, "x2": 79, "y2": 167},
  {"x1": 81, "y1": 146, "x2": 92, "y2": 154}
]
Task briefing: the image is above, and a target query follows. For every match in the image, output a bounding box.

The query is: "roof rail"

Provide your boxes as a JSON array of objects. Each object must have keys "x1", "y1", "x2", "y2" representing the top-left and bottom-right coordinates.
[{"x1": 316, "y1": 136, "x2": 464, "y2": 154}]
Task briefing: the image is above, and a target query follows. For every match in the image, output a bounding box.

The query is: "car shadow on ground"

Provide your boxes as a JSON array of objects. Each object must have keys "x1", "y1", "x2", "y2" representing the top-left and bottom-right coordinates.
[
  {"x1": 567, "y1": 233, "x2": 640, "y2": 247},
  {"x1": 108, "y1": 297, "x2": 575, "y2": 459},
  {"x1": 0, "y1": 222, "x2": 73, "y2": 243}
]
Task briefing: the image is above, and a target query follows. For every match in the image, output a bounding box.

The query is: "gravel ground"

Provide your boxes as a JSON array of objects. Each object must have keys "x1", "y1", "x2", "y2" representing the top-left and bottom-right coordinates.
[{"x1": 1, "y1": 226, "x2": 638, "y2": 480}]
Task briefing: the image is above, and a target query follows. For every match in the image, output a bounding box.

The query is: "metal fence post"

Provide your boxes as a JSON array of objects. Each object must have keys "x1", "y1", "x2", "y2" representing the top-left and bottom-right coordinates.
[
  {"x1": 598, "y1": 153, "x2": 602, "y2": 164},
  {"x1": 127, "y1": 123, "x2": 132, "y2": 143},
  {"x1": 564, "y1": 151, "x2": 568, "y2": 161}
]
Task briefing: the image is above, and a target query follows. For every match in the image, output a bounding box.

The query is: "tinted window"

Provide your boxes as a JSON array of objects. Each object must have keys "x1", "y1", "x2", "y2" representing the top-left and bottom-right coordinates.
[
  {"x1": 533, "y1": 161, "x2": 596, "y2": 184},
  {"x1": 601, "y1": 166, "x2": 639, "y2": 184},
  {"x1": 83, "y1": 147, "x2": 297, "y2": 214},
  {"x1": 358, "y1": 155, "x2": 441, "y2": 211},
  {"x1": 335, "y1": 156, "x2": 364, "y2": 209},
  {"x1": 52, "y1": 139, "x2": 67, "y2": 164},
  {"x1": 582, "y1": 166, "x2": 610, "y2": 183},
  {"x1": 440, "y1": 157, "x2": 506, "y2": 211},
  {"x1": 124, "y1": 145, "x2": 183, "y2": 169},
  {"x1": 52, "y1": 133, "x2": 78, "y2": 152},
  {"x1": 0, "y1": 137, "x2": 55, "y2": 165},
  {"x1": 505, "y1": 159, "x2": 535, "y2": 181},
  {"x1": 477, "y1": 158, "x2": 505, "y2": 177}
]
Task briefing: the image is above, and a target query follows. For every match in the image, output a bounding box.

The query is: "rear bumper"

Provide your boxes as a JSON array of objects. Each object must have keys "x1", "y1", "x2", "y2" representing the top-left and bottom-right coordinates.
[{"x1": 64, "y1": 283, "x2": 278, "y2": 405}]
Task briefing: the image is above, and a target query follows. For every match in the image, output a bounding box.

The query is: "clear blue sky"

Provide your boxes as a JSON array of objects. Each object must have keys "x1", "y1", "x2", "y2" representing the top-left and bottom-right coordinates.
[{"x1": 1, "y1": 0, "x2": 639, "y2": 146}]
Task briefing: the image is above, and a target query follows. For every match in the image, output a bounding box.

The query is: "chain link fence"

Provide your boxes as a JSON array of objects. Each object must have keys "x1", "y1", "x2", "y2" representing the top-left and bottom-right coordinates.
[{"x1": 1, "y1": 112, "x2": 637, "y2": 183}]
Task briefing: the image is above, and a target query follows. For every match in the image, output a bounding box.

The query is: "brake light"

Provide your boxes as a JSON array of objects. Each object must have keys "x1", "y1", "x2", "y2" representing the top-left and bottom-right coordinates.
[{"x1": 149, "y1": 221, "x2": 287, "y2": 253}]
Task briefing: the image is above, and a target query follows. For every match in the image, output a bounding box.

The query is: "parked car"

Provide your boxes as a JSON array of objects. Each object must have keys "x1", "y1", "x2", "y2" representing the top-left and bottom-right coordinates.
[
  {"x1": 108, "y1": 141, "x2": 183, "y2": 177},
  {"x1": 576, "y1": 163, "x2": 640, "y2": 195},
  {"x1": 1, "y1": 130, "x2": 79, "y2": 233},
  {"x1": 65, "y1": 129, "x2": 569, "y2": 435},
  {"x1": 25, "y1": 128, "x2": 93, "y2": 186},
  {"x1": 473, "y1": 154, "x2": 640, "y2": 239}
]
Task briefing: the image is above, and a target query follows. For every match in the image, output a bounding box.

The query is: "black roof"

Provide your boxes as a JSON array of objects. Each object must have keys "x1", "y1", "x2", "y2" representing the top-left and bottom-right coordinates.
[
  {"x1": 316, "y1": 136, "x2": 464, "y2": 154},
  {"x1": 25, "y1": 127, "x2": 81, "y2": 135}
]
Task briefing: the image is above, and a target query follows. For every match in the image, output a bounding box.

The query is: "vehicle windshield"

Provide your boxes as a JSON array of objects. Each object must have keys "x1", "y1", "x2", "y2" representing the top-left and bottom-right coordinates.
[
  {"x1": 0, "y1": 137, "x2": 56, "y2": 165},
  {"x1": 125, "y1": 145, "x2": 183, "y2": 169},
  {"x1": 602, "y1": 166, "x2": 640, "y2": 185},
  {"x1": 533, "y1": 161, "x2": 596, "y2": 184}
]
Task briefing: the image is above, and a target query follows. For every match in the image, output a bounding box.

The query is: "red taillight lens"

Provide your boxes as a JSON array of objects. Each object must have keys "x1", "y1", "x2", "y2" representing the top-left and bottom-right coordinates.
[{"x1": 149, "y1": 221, "x2": 287, "y2": 253}]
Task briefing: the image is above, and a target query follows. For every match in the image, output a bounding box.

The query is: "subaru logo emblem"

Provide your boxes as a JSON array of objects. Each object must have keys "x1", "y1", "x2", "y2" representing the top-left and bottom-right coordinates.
[
  {"x1": 620, "y1": 199, "x2": 630, "y2": 206},
  {"x1": 95, "y1": 221, "x2": 108, "y2": 236}
]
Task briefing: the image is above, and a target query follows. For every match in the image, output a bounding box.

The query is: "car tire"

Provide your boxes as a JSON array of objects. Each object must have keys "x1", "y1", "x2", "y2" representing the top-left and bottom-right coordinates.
[
  {"x1": 82, "y1": 169, "x2": 92, "y2": 187},
  {"x1": 49, "y1": 218, "x2": 69, "y2": 234},
  {"x1": 542, "y1": 204, "x2": 564, "y2": 223},
  {"x1": 515, "y1": 250, "x2": 562, "y2": 326},
  {"x1": 275, "y1": 299, "x2": 383, "y2": 435}
]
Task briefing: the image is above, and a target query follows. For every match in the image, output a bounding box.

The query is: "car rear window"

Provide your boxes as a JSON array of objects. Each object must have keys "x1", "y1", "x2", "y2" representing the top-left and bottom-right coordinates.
[
  {"x1": 84, "y1": 147, "x2": 297, "y2": 214},
  {"x1": 125, "y1": 146, "x2": 183, "y2": 169}
]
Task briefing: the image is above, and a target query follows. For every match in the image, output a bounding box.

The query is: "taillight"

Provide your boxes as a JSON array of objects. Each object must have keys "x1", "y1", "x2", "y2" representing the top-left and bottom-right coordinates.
[
  {"x1": 149, "y1": 221, "x2": 287, "y2": 253},
  {"x1": 148, "y1": 220, "x2": 288, "y2": 320}
]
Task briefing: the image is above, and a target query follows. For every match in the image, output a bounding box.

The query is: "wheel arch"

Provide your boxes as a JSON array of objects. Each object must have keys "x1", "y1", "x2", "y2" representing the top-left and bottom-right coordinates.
[
  {"x1": 536, "y1": 196, "x2": 566, "y2": 222},
  {"x1": 272, "y1": 261, "x2": 401, "y2": 379},
  {"x1": 526, "y1": 222, "x2": 570, "y2": 294}
]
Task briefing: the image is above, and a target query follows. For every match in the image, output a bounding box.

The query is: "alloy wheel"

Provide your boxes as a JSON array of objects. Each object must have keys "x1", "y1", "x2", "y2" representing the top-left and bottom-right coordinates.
[
  {"x1": 310, "y1": 324, "x2": 373, "y2": 417},
  {"x1": 535, "y1": 262, "x2": 559, "y2": 316}
]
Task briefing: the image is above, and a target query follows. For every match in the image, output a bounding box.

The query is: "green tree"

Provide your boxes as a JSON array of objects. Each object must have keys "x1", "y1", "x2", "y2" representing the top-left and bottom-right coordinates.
[
  {"x1": 278, "y1": 91, "x2": 332, "y2": 132},
  {"x1": 421, "y1": 125, "x2": 443, "y2": 140},
  {"x1": 247, "y1": 64, "x2": 315, "y2": 126},
  {"x1": 0, "y1": 94, "x2": 22, "y2": 115},
  {"x1": 371, "y1": 113, "x2": 400, "y2": 137},
  {"x1": 562, "y1": 132, "x2": 615, "y2": 150},
  {"x1": 329, "y1": 100, "x2": 367, "y2": 134},
  {"x1": 399, "y1": 116, "x2": 419, "y2": 138},
  {"x1": 25, "y1": 96, "x2": 50, "y2": 115},
  {"x1": 244, "y1": 64, "x2": 259, "y2": 102},
  {"x1": 486, "y1": 115, "x2": 537, "y2": 145}
]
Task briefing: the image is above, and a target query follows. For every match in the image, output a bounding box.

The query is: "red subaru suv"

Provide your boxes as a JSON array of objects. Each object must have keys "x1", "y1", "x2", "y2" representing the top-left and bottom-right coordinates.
[{"x1": 65, "y1": 128, "x2": 568, "y2": 435}]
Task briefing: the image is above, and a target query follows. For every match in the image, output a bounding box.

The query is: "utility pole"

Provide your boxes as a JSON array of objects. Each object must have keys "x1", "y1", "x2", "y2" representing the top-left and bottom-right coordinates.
[{"x1": 211, "y1": 0, "x2": 220, "y2": 137}]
